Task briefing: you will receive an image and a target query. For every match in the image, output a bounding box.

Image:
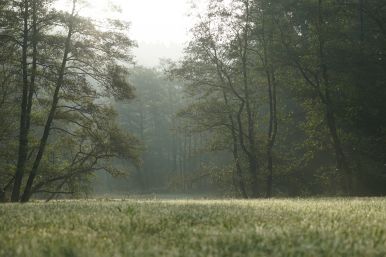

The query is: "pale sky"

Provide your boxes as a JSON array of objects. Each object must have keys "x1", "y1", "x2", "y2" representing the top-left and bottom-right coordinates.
[
  {"x1": 58, "y1": 0, "x2": 207, "y2": 67},
  {"x1": 119, "y1": 0, "x2": 192, "y2": 67}
]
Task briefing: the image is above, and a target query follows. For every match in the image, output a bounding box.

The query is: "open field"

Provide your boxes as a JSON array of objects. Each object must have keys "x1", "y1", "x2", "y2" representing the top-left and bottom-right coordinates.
[{"x1": 1, "y1": 198, "x2": 386, "y2": 257}]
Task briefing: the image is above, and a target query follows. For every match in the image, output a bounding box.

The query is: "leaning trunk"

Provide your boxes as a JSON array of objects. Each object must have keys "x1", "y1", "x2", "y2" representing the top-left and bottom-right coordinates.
[
  {"x1": 11, "y1": 0, "x2": 30, "y2": 202},
  {"x1": 21, "y1": 1, "x2": 76, "y2": 202}
]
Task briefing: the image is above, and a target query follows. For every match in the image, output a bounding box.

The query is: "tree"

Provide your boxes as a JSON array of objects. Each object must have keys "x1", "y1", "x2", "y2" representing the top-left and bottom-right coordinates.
[
  {"x1": 176, "y1": 0, "x2": 386, "y2": 197},
  {"x1": 0, "y1": 0, "x2": 140, "y2": 202}
]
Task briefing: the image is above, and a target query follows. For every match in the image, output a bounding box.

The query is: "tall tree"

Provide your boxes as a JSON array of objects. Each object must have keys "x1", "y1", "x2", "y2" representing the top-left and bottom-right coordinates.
[{"x1": 1, "y1": 0, "x2": 139, "y2": 202}]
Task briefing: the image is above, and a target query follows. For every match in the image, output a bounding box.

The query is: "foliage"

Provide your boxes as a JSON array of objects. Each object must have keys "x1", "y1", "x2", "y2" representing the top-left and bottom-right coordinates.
[
  {"x1": 172, "y1": 0, "x2": 386, "y2": 197},
  {"x1": 104, "y1": 66, "x2": 225, "y2": 195},
  {"x1": 0, "y1": 0, "x2": 140, "y2": 202}
]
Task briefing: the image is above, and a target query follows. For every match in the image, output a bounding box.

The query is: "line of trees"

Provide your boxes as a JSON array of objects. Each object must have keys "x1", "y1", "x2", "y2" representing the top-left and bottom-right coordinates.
[
  {"x1": 0, "y1": 0, "x2": 140, "y2": 202},
  {"x1": 95, "y1": 66, "x2": 231, "y2": 196},
  {"x1": 170, "y1": 0, "x2": 386, "y2": 197},
  {"x1": 2, "y1": 0, "x2": 385, "y2": 200}
]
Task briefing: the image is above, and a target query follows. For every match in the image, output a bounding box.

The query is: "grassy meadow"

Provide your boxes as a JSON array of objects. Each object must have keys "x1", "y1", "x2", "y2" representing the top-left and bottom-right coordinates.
[{"x1": 1, "y1": 198, "x2": 386, "y2": 257}]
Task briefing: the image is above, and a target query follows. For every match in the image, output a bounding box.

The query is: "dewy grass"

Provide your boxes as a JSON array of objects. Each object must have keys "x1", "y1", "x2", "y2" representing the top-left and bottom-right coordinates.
[{"x1": 0, "y1": 198, "x2": 386, "y2": 257}]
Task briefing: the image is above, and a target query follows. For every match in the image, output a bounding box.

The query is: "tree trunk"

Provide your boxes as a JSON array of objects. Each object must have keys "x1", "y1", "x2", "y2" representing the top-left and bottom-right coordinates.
[
  {"x1": 224, "y1": 91, "x2": 248, "y2": 198},
  {"x1": 261, "y1": 5, "x2": 278, "y2": 198},
  {"x1": 325, "y1": 106, "x2": 353, "y2": 194},
  {"x1": 136, "y1": 102, "x2": 146, "y2": 192},
  {"x1": 266, "y1": 72, "x2": 277, "y2": 198},
  {"x1": 21, "y1": 0, "x2": 76, "y2": 202},
  {"x1": 12, "y1": 0, "x2": 30, "y2": 202},
  {"x1": 25, "y1": 0, "x2": 38, "y2": 148},
  {"x1": 0, "y1": 189, "x2": 5, "y2": 202},
  {"x1": 216, "y1": 66, "x2": 248, "y2": 197},
  {"x1": 247, "y1": 157, "x2": 259, "y2": 197},
  {"x1": 242, "y1": 1, "x2": 259, "y2": 197},
  {"x1": 317, "y1": 0, "x2": 353, "y2": 195}
]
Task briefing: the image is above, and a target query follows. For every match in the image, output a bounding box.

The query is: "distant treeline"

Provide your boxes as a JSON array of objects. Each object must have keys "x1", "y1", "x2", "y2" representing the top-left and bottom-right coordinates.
[{"x1": 95, "y1": 67, "x2": 230, "y2": 197}]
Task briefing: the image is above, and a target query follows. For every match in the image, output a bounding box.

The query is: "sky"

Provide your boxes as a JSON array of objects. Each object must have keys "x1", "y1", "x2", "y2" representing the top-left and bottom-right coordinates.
[
  {"x1": 58, "y1": 0, "x2": 207, "y2": 67},
  {"x1": 108, "y1": 0, "x2": 194, "y2": 67}
]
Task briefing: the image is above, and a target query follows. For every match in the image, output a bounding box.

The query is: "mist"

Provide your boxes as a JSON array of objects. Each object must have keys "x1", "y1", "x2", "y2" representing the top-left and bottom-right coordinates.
[{"x1": 1, "y1": 0, "x2": 386, "y2": 256}]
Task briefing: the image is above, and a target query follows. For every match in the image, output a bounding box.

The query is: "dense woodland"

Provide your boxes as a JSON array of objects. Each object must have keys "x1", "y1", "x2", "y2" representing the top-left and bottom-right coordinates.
[{"x1": 1, "y1": 0, "x2": 386, "y2": 202}]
